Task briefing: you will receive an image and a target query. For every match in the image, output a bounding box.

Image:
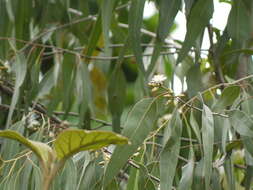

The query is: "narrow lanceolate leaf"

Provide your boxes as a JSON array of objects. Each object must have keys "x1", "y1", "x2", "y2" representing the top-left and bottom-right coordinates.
[
  {"x1": 53, "y1": 129, "x2": 129, "y2": 161},
  {"x1": 177, "y1": 0, "x2": 214, "y2": 63},
  {"x1": 148, "y1": 0, "x2": 181, "y2": 75},
  {"x1": 229, "y1": 110, "x2": 253, "y2": 137},
  {"x1": 101, "y1": 0, "x2": 116, "y2": 51},
  {"x1": 227, "y1": 0, "x2": 251, "y2": 43},
  {"x1": 160, "y1": 110, "x2": 182, "y2": 190},
  {"x1": 0, "y1": 130, "x2": 53, "y2": 164},
  {"x1": 104, "y1": 98, "x2": 158, "y2": 187},
  {"x1": 108, "y1": 66, "x2": 126, "y2": 133},
  {"x1": 202, "y1": 104, "x2": 214, "y2": 189},
  {"x1": 178, "y1": 150, "x2": 194, "y2": 190},
  {"x1": 6, "y1": 53, "x2": 27, "y2": 128},
  {"x1": 213, "y1": 86, "x2": 240, "y2": 111},
  {"x1": 129, "y1": 0, "x2": 146, "y2": 73}
]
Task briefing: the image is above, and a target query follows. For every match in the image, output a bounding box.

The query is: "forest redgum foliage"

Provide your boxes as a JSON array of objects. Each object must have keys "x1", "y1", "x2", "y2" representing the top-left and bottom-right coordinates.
[{"x1": 0, "y1": 0, "x2": 253, "y2": 189}]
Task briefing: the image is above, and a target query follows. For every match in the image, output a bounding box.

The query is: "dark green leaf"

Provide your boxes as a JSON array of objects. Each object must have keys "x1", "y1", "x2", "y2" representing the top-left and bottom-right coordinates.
[{"x1": 108, "y1": 66, "x2": 126, "y2": 133}]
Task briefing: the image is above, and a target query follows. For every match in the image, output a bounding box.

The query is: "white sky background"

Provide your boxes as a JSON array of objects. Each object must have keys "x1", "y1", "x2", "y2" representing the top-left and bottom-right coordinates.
[{"x1": 143, "y1": 0, "x2": 231, "y2": 94}]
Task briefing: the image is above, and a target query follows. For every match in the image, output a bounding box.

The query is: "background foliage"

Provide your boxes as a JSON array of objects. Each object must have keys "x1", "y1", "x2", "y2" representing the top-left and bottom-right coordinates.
[{"x1": 1, "y1": 0, "x2": 253, "y2": 189}]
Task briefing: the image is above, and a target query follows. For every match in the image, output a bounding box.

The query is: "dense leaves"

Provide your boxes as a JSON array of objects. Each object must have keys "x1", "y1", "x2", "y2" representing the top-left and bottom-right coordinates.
[{"x1": 1, "y1": 0, "x2": 253, "y2": 189}]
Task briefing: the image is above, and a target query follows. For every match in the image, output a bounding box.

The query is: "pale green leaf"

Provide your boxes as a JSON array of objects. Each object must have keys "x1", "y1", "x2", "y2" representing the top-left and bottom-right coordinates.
[
  {"x1": 0, "y1": 130, "x2": 53, "y2": 164},
  {"x1": 178, "y1": 0, "x2": 214, "y2": 63},
  {"x1": 53, "y1": 129, "x2": 129, "y2": 160},
  {"x1": 160, "y1": 110, "x2": 182, "y2": 190},
  {"x1": 104, "y1": 98, "x2": 158, "y2": 187},
  {"x1": 148, "y1": 0, "x2": 181, "y2": 74},
  {"x1": 129, "y1": 0, "x2": 146, "y2": 73},
  {"x1": 229, "y1": 110, "x2": 253, "y2": 137},
  {"x1": 214, "y1": 86, "x2": 240, "y2": 111},
  {"x1": 202, "y1": 104, "x2": 214, "y2": 189}
]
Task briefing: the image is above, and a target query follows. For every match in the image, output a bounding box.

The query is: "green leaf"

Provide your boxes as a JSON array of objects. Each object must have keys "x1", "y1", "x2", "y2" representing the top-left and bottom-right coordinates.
[
  {"x1": 147, "y1": 0, "x2": 181, "y2": 74},
  {"x1": 178, "y1": 0, "x2": 214, "y2": 63},
  {"x1": 190, "y1": 111, "x2": 202, "y2": 146},
  {"x1": 0, "y1": 130, "x2": 53, "y2": 164},
  {"x1": 101, "y1": 0, "x2": 116, "y2": 51},
  {"x1": 178, "y1": 150, "x2": 194, "y2": 190},
  {"x1": 104, "y1": 98, "x2": 158, "y2": 187},
  {"x1": 227, "y1": 0, "x2": 251, "y2": 42},
  {"x1": 229, "y1": 110, "x2": 253, "y2": 137},
  {"x1": 108, "y1": 66, "x2": 126, "y2": 133},
  {"x1": 160, "y1": 110, "x2": 182, "y2": 190},
  {"x1": 213, "y1": 86, "x2": 240, "y2": 111},
  {"x1": 202, "y1": 104, "x2": 214, "y2": 189},
  {"x1": 53, "y1": 129, "x2": 129, "y2": 161},
  {"x1": 129, "y1": 0, "x2": 146, "y2": 73},
  {"x1": 6, "y1": 53, "x2": 27, "y2": 128}
]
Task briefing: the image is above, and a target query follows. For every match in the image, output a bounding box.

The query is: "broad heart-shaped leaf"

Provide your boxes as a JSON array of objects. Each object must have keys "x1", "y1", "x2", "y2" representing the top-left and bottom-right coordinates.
[
  {"x1": 160, "y1": 110, "x2": 182, "y2": 190},
  {"x1": 213, "y1": 86, "x2": 240, "y2": 111},
  {"x1": 103, "y1": 98, "x2": 158, "y2": 187},
  {"x1": 53, "y1": 129, "x2": 129, "y2": 161},
  {"x1": 0, "y1": 130, "x2": 53, "y2": 164},
  {"x1": 177, "y1": 0, "x2": 214, "y2": 63},
  {"x1": 229, "y1": 110, "x2": 253, "y2": 137},
  {"x1": 202, "y1": 104, "x2": 214, "y2": 190}
]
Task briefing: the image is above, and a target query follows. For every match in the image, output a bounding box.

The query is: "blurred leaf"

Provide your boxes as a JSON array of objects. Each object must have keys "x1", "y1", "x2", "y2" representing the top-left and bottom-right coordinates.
[
  {"x1": 178, "y1": 0, "x2": 214, "y2": 63},
  {"x1": 129, "y1": 0, "x2": 146, "y2": 73},
  {"x1": 148, "y1": 0, "x2": 181, "y2": 74},
  {"x1": 104, "y1": 98, "x2": 158, "y2": 187},
  {"x1": 186, "y1": 64, "x2": 203, "y2": 97},
  {"x1": 0, "y1": 130, "x2": 53, "y2": 164},
  {"x1": 202, "y1": 104, "x2": 214, "y2": 189},
  {"x1": 213, "y1": 86, "x2": 240, "y2": 111},
  {"x1": 227, "y1": 0, "x2": 251, "y2": 43},
  {"x1": 178, "y1": 150, "x2": 194, "y2": 190},
  {"x1": 101, "y1": 0, "x2": 116, "y2": 51},
  {"x1": 160, "y1": 110, "x2": 182, "y2": 190},
  {"x1": 190, "y1": 111, "x2": 202, "y2": 146},
  {"x1": 229, "y1": 110, "x2": 253, "y2": 137},
  {"x1": 108, "y1": 66, "x2": 126, "y2": 133},
  {"x1": 192, "y1": 159, "x2": 205, "y2": 189},
  {"x1": 76, "y1": 61, "x2": 92, "y2": 128},
  {"x1": 6, "y1": 53, "x2": 27, "y2": 128},
  {"x1": 54, "y1": 129, "x2": 129, "y2": 161}
]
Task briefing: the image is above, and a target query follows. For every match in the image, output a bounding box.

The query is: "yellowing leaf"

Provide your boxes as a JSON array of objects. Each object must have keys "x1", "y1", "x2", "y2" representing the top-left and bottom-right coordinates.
[
  {"x1": 0, "y1": 130, "x2": 53, "y2": 164},
  {"x1": 53, "y1": 129, "x2": 129, "y2": 160}
]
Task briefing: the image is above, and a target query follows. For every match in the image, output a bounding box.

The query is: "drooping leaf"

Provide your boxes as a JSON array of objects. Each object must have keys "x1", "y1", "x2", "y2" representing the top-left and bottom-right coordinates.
[
  {"x1": 128, "y1": 0, "x2": 146, "y2": 73},
  {"x1": 178, "y1": 0, "x2": 214, "y2": 63},
  {"x1": 160, "y1": 110, "x2": 182, "y2": 190},
  {"x1": 53, "y1": 129, "x2": 129, "y2": 161},
  {"x1": 229, "y1": 110, "x2": 253, "y2": 137},
  {"x1": 0, "y1": 130, "x2": 53, "y2": 164},
  {"x1": 104, "y1": 98, "x2": 158, "y2": 187},
  {"x1": 202, "y1": 104, "x2": 214, "y2": 189},
  {"x1": 178, "y1": 150, "x2": 194, "y2": 190},
  {"x1": 6, "y1": 53, "x2": 27, "y2": 128},
  {"x1": 213, "y1": 86, "x2": 240, "y2": 111},
  {"x1": 227, "y1": 0, "x2": 251, "y2": 43},
  {"x1": 101, "y1": 0, "x2": 116, "y2": 51},
  {"x1": 108, "y1": 66, "x2": 126, "y2": 133},
  {"x1": 147, "y1": 0, "x2": 181, "y2": 74}
]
